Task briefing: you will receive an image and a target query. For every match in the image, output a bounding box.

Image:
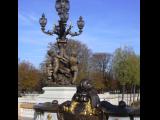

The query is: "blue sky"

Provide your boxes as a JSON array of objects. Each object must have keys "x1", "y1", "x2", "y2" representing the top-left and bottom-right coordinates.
[{"x1": 18, "y1": 0, "x2": 140, "y2": 68}]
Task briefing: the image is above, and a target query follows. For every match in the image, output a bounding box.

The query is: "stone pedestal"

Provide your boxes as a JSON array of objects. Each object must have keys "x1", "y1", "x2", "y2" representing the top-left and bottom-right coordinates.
[
  {"x1": 36, "y1": 87, "x2": 76, "y2": 104},
  {"x1": 36, "y1": 87, "x2": 119, "y2": 105}
]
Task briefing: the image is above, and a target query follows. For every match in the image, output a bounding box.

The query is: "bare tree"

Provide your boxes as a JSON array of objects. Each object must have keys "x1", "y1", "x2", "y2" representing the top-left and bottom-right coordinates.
[{"x1": 89, "y1": 53, "x2": 111, "y2": 89}]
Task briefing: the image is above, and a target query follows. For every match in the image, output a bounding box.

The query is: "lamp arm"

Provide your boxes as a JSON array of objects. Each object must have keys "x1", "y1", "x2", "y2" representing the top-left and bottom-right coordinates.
[
  {"x1": 41, "y1": 29, "x2": 54, "y2": 36},
  {"x1": 69, "y1": 30, "x2": 82, "y2": 37},
  {"x1": 66, "y1": 25, "x2": 73, "y2": 35},
  {"x1": 53, "y1": 25, "x2": 60, "y2": 36},
  {"x1": 41, "y1": 27, "x2": 60, "y2": 36}
]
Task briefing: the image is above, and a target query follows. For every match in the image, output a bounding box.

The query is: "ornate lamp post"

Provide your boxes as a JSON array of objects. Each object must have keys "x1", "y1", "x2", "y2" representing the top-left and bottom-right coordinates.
[
  {"x1": 39, "y1": 0, "x2": 85, "y2": 85},
  {"x1": 39, "y1": 0, "x2": 84, "y2": 57}
]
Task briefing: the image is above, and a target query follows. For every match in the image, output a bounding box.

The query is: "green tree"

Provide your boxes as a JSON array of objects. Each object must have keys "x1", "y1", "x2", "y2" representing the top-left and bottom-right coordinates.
[
  {"x1": 38, "y1": 62, "x2": 49, "y2": 89},
  {"x1": 112, "y1": 46, "x2": 140, "y2": 101}
]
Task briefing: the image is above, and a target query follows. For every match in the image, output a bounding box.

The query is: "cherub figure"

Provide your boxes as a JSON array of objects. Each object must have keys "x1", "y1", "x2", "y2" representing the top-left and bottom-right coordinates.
[
  {"x1": 47, "y1": 50, "x2": 59, "y2": 81},
  {"x1": 69, "y1": 51, "x2": 78, "y2": 84}
]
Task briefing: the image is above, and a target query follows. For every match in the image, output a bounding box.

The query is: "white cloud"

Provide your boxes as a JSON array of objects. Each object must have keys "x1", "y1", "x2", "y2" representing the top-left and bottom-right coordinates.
[
  {"x1": 18, "y1": 13, "x2": 30, "y2": 23},
  {"x1": 28, "y1": 13, "x2": 38, "y2": 23},
  {"x1": 18, "y1": 11, "x2": 39, "y2": 25}
]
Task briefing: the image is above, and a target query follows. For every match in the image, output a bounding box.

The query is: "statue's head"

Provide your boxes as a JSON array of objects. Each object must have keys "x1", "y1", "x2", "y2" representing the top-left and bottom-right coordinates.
[
  {"x1": 118, "y1": 101, "x2": 126, "y2": 108},
  {"x1": 80, "y1": 79, "x2": 93, "y2": 90},
  {"x1": 47, "y1": 50, "x2": 55, "y2": 57},
  {"x1": 72, "y1": 79, "x2": 92, "y2": 102}
]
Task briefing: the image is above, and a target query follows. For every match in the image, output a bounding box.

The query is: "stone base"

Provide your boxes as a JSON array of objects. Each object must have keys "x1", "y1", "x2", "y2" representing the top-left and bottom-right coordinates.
[
  {"x1": 36, "y1": 87, "x2": 119, "y2": 105},
  {"x1": 36, "y1": 87, "x2": 76, "y2": 104}
]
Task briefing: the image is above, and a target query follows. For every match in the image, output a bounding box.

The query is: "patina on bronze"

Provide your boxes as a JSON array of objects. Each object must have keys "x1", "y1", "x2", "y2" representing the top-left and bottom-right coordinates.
[
  {"x1": 34, "y1": 79, "x2": 106, "y2": 120},
  {"x1": 39, "y1": 0, "x2": 84, "y2": 85},
  {"x1": 58, "y1": 79, "x2": 106, "y2": 120},
  {"x1": 60, "y1": 79, "x2": 101, "y2": 114}
]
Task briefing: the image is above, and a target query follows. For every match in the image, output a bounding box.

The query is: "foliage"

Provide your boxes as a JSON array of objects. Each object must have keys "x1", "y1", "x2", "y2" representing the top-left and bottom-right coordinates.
[
  {"x1": 111, "y1": 46, "x2": 140, "y2": 101},
  {"x1": 112, "y1": 46, "x2": 140, "y2": 86},
  {"x1": 89, "y1": 53, "x2": 112, "y2": 89},
  {"x1": 18, "y1": 60, "x2": 41, "y2": 92}
]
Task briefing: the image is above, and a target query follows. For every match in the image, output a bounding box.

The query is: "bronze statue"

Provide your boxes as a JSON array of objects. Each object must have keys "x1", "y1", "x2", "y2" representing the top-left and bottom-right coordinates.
[
  {"x1": 60, "y1": 79, "x2": 99, "y2": 115},
  {"x1": 47, "y1": 48, "x2": 79, "y2": 85},
  {"x1": 58, "y1": 79, "x2": 104, "y2": 120}
]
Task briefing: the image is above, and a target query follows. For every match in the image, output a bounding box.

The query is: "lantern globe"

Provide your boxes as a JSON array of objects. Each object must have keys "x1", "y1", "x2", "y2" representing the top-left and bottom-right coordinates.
[
  {"x1": 39, "y1": 14, "x2": 47, "y2": 27},
  {"x1": 77, "y1": 16, "x2": 84, "y2": 29}
]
